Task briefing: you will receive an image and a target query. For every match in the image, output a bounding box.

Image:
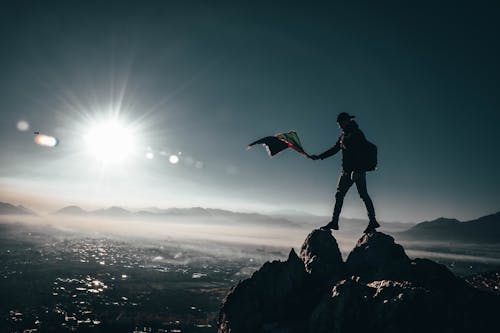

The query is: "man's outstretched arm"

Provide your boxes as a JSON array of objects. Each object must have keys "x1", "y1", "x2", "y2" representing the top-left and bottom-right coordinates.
[{"x1": 310, "y1": 137, "x2": 341, "y2": 160}]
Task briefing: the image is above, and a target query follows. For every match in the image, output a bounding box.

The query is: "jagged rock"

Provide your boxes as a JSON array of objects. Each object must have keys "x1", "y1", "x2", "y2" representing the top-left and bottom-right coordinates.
[
  {"x1": 346, "y1": 232, "x2": 412, "y2": 282},
  {"x1": 218, "y1": 249, "x2": 308, "y2": 333},
  {"x1": 408, "y1": 258, "x2": 464, "y2": 291},
  {"x1": 218, "y1": 230, "x2": 498, "y2": 333},
  {"x1": 300, "y1": 229, "x2": 344, "y2": 283},
  {"x1": 308, "y1": 279, "x2": 374, "y2": 333},
  {"x1": 309, "y1": 278, "x2": 451, "y2": 333},
  {"x1": 346, "y1": 232, "x2": 463, "y2": 292}
]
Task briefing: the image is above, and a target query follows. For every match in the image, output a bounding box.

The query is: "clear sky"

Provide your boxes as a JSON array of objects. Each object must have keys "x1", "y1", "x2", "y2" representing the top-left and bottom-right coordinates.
[{"x1": 0, "y1": 0, "x2": 498, "y2": 222}]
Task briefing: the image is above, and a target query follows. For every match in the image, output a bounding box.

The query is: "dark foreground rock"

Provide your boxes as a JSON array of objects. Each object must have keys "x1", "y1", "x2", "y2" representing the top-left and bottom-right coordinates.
[
  {"x1": 218, "y1": 249, "x2": 309, "y2": 333},
  {"x1": 300, "y1": 229, "x2": 344, "y2": 284},
  {"x1": 218, "y1": 230, "x2": 499, "y2": 333}
]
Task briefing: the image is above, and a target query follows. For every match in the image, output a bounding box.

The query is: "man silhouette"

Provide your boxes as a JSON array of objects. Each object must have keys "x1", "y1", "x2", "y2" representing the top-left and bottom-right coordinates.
[{"x1": 310, "y1": 112, "x2": 379, "y2": 233}]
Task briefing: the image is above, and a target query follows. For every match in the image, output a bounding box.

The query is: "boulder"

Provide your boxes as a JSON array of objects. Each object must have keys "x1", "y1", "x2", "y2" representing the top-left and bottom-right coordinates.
[
  {"x1": 300, "y1": 229, "x2": 344, "y2": 284},
  {"x1": 309, "y1": 278, "x2": 450, "y2": 333},
  {"x1": 408, "y1": 258, "x2": 464, "y2": 291},
  {"x1": 346, "y1": 232, "x2": 411, "y2": 282},
  {"x1": 346, "y1": 232, "x2": 465, "y2": 292}
]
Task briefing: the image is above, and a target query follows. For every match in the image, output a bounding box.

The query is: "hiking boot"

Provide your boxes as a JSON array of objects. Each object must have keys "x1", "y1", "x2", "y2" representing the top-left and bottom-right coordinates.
[
  {"x1": 363, "y1": 219, "x2": 380, "y2": 233},
  {"x1": 320, "y1": 220, "x2": 339, "y2": 231}
]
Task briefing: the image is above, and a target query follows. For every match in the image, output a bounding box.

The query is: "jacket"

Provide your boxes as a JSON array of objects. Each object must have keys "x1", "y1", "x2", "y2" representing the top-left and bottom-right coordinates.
[{"x1": 318, "y1": 120, "x2": 367, "y2": 171}]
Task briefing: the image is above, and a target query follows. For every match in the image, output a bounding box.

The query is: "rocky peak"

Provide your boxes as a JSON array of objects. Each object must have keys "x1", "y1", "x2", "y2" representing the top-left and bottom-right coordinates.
[
  {"x1": 300, "y1": 229, "x2": 344, "y2": 283},
  {"x1": 218, "y1": 230, "x2": 498, "y2": 333},
  {"x1": 218, "y1": 248, "x2": 308, "y2": 333},
  {"x1": 346, "y1": 231, "x2": 411, "y2": 282}
]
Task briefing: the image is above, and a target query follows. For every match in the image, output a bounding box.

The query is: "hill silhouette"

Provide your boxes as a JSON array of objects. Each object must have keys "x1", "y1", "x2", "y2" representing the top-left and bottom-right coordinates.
[
  {"x1": 0, "y1": 202, "x2": 36, "y2": 215},
  {"x1": 55, "y1": 205, "x2": 88, "y2": 215},
  {"x1": 398, "y1": 211, "x2": 500, "y2": 243},
  {"x1": 218, "y1": 229, "x2": 498, "y2": 332}
]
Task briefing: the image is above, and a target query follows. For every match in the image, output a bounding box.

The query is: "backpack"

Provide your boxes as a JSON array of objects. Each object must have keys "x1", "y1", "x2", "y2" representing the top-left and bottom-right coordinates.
[{"x1": 361, "y1": 140, "x2": 378, "y2": 171}]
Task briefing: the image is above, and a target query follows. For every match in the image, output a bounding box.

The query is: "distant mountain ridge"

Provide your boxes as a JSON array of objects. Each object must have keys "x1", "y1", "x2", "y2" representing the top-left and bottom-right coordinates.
[
  {"x1": 0, "y1": 202, "x2": 36, "y2": 215},
  {"x1": 53, "y1": 205, "x2": 301, "y2": 228},
  {"x1": 55, "y1": 205, "x2": 286, "y2": 218},
  {"x1": 2, "y1": 201, "x2": 498, "y2": 242},
  {"x1": 55, "y1": 205, "x2": 88, "y2": 215},
  {"x1": 398, "y1": 211, "x2": 500, "y2": 243},
  {"x1": 91, "y1": 206, "x2": 131, "y2": 216}
]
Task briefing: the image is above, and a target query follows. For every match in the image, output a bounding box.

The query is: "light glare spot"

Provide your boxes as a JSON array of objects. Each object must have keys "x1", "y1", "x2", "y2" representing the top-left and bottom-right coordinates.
[
  {"x1": 146, "y1": 152, "x2": 154, "y2": 159},
  {"x1": 17, "y1": 120, "x2": 30, "y2": 131},
  {"x1": 34, "y1": 134, "x2": 58, "y2": 147},
  {"x1": 169, "y1": 155, "x2": 179, "y2": 164}
]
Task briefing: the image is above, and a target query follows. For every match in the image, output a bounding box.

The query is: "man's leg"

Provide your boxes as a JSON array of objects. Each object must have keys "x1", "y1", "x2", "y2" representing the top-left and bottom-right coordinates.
[
  {"x1": 354, "y1": 172, "x2": 379, "y2": 232},
  {"x1": 321, "y1": 171, "x2": 353, "y2": 230}
]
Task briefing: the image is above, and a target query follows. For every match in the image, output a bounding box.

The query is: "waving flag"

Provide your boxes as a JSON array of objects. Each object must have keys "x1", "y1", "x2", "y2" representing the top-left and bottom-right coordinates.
[{"x1": 248, "y1": 131, "x2": 309, "y2": 157}]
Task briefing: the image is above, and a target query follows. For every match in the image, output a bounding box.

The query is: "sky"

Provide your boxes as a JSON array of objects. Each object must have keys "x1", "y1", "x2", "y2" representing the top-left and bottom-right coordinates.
[{"x1": 0, "y1": 0, "x2": 499, "y2": 222}]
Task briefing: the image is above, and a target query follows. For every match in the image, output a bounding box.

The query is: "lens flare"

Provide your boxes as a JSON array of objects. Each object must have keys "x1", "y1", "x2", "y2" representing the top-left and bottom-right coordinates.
[
  {"x1": 169, "y1": 155, "x2": 179, "y2": 164},
  {"x1": 34, "y1": 134, "x2": 58, "y2": 147},
  {"x1": 17, "y1": 120, "x2": 30, "y2": 131}
]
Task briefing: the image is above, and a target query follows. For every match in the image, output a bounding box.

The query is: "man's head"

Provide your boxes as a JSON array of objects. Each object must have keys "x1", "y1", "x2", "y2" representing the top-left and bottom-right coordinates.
[{"x1": 337, "y1": 112, "x2": 355, "y2": 130}]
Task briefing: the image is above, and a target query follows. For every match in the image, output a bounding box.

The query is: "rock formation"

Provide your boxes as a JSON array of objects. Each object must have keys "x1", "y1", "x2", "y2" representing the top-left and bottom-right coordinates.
[
  {"x1": 218, "y1": 230, "x2": 498, "y2": 333},
  {"x1": 300, "y1": 229, "x2": 344, "y2": 284}
]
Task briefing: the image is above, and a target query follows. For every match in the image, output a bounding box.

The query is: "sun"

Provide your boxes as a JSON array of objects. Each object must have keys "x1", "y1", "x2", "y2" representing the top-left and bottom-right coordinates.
[{"x1": 84, "y1": 120, "x2": 136, "y2": 164}]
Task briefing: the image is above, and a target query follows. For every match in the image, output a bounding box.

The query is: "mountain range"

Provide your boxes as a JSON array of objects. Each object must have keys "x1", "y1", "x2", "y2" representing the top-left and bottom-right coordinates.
[
  {"x1": 52, "y1": 204, "x2": 302, "y2": 228},
  {"x1": 1, "y1": 201, "x2": 498, "y2": 243},
  {"x1": 52, "y1": 205, "x2": 415, "y2": 231}
]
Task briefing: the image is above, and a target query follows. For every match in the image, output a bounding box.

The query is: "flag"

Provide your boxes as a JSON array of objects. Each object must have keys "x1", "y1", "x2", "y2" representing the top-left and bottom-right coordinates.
[{"x1": 248, "y1": 131, "x2": 309, "y2": 157}]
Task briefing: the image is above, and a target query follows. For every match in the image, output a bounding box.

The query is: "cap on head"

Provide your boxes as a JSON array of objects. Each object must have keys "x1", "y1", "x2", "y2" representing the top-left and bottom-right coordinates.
[{"x1": 337, "y1": 112, "x2": 355, "y2": 123}]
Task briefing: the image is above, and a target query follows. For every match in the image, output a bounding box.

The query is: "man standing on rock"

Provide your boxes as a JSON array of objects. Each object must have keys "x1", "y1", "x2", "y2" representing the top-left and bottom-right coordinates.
[{"x1": 309, "y1": 112, "x2": 380, "y2": 233}]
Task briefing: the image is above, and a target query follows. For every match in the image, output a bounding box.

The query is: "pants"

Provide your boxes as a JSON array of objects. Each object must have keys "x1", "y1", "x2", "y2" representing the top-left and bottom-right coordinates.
[{"x1": 332, "y1": 170, "x2": 376, "y2": 222}]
